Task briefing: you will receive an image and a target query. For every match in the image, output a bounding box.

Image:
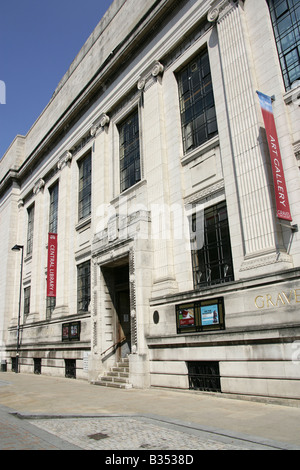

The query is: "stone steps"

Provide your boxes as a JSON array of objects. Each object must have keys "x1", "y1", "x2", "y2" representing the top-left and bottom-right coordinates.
[{"x1": 93, "y1": 357, "x2": 132, "y2": 389}]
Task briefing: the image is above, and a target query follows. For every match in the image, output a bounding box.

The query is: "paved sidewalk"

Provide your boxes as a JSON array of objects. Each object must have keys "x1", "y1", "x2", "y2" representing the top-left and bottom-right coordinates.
[
  {"x1": 1, "y1": 371, "x2": 300, "y2": 451},
  {"x1": 0, "y1": 405, "x2": 81, "y2": 450}
]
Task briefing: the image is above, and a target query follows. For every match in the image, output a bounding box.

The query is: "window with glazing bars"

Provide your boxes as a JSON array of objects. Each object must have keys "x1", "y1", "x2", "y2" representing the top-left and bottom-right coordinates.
[
  {"x1": 49, "y1": 182, "x2": 59, "y2": 234},
  {"x1": 26, "y1": 205, "x2": 34, "y2": 255},
  {"x1": 77, "y1": 260, "x2": 91, "y2": 312},
  {"x1": 268, "y1": 0, "x2": 300, "y2": 90},
  {"x1": 177, "y1": 49, "x2": 218, "y2": 153},
  {"x1": 191, "y1": 202, "x2": 234, "y2": 288},
  {"x1": 118, "y1": 109, "x2": 141, "y2": 192},
  {"x1": 46, "y1": 297, "x2": 56, "y2": 320},
  {"x1": 78, "y1": 152, "x2": 91, "y2": 220},
  {"x1": 24, "y1": 286, "x2": 31, "y2": 319}
]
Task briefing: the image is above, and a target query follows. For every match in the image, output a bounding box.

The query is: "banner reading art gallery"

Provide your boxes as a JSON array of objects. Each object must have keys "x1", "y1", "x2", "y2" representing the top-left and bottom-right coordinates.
[
  {"x1": 257, "y1": 91, "x2": 292, "y2": 221},
  {"x1": 47, "y1": 233, "x2": 57, "y2": 297}
]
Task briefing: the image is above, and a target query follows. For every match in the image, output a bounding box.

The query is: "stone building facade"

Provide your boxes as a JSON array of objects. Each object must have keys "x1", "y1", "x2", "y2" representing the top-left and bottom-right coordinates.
[{"x1": 1, "y1": 0, "x2": 300, "y2": 400}]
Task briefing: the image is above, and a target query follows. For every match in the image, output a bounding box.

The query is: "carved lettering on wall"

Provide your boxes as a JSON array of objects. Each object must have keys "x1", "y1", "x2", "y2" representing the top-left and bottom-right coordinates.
[{"x1": 255, "y1": 289, "x2": 300, "y2": 309}]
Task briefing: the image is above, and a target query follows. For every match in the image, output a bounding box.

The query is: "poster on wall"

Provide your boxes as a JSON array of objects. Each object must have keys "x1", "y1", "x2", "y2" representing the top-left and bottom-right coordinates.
[
  {"x1": 70, "y1": 323, "x2": 80, "y2": 339},
  {"x1": 201, "y1": 304, "x2": 219, "y2": 326},
  {"x1": 178, "y1": 307, "x2": 195, "y2": 327},
  {"x1": 62, "y1": 322, "x2": 81, "y2": 341},
  {"x1": 62, "y1": 324, "x2": 69, "y2": 341},
  {"x1": 176, "y1": 297, "x2": 225, "y2": 334}
]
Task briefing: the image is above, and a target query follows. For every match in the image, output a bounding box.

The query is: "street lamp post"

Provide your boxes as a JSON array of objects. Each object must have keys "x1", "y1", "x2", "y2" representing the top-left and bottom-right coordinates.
[{"x1": 11, "y1": 244, "x2": 24, "y2": 373}]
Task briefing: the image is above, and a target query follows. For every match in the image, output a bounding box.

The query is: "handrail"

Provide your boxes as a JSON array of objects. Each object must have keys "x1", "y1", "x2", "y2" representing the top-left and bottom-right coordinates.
[{"x1": 101, "y1": 337, "x2": 126, "y2": 356}]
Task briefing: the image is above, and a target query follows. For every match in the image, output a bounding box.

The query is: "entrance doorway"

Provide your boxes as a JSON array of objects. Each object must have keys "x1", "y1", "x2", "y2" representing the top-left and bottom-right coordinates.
[
  {"x1": 102, "y1": 260, "x2": 131, "y2": 360},
  {"x1": 117, "y1": 288, "x2": 131, "y2": 358}
]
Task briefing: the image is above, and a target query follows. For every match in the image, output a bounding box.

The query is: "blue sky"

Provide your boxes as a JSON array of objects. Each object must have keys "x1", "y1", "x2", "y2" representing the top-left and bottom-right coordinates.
[{"x1": 0, "y1": 0, "x2": 114, "y2": 159}]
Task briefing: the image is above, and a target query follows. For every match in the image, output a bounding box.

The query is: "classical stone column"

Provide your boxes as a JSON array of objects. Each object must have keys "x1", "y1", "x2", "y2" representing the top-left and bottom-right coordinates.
[{"x1": 208, "y1": 0, "x2": 292, "y2": 275}]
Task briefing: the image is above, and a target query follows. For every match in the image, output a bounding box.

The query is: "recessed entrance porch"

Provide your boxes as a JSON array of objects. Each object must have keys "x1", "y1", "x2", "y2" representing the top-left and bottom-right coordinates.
[{"x1": 101, "y1": 257, "x2": 131, "y2": 362}]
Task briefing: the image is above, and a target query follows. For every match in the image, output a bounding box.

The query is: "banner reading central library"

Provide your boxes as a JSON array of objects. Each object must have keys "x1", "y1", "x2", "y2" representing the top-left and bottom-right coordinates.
[{"x1": 47, "y1": 233, "x2": 57, "y2": 297}]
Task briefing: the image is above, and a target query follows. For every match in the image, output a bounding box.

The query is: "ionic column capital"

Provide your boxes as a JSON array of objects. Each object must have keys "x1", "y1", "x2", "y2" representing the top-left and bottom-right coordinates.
[
  {"x1": 90, "y1": 113, "x2": 110, "y2": 137},
  {"x1": 207, "y1": 0, "x2": 238, "y2": 22},
  {"x1": 33, "y1": 178, "x2": 45, "y2": 195},
  {"x1": 57, "y1": 150, "x2": 73, "y2": 170}
]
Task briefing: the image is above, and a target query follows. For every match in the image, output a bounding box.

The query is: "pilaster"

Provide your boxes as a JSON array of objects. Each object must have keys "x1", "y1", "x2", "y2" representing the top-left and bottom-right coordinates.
[
  {"x1": 30, "y1": 182, "x2": 45, "y2": 321},
  {"x1": 141, "y1": 68, "x2": 178, "y2": 297},
  {"x1": 209, "y1": 0, "x2": 293, "y2": 276},
  {"x1": 51, "y1": 151, "x2": 73, "y2": 317}
]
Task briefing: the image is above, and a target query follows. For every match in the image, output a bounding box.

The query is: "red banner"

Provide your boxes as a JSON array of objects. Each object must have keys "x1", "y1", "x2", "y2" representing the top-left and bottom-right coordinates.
[
  {"x1": 257, "y1": 91, "x2": 292, "y2": 221},
  {"x1": 47, "y1": 233, "x2": 57, "y2": 297}
]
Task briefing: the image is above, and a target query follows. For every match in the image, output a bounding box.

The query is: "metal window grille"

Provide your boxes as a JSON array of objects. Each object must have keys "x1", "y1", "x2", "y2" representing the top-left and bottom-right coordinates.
[
  {"x1": 34, "y1": 358, "x2": 41, "y2": 375},
  {"x1": 11, "y1": 357, "x2": 17, "y2": 372},
  {"x1": 268, "y1": 0, "x2": 300, "y2": 90},
  {"x1": 119, "y1": 110, "x2": 141, "y2": 192},
  {"x1": 187, "y1": 361, "x2": 221, "y2": 392},
  {"x1": 177, "y1": 49, "x2": 218, "y2": 153},
  {"x1": 191, "y1": 202, "x2": 234, "y2": 288},
  {"x1": 78, "y1": 152, "x2": 92, "y2": 220},
  {"x1": 65, "y1": 359, "x2": 76, "y2": 379},
  {"x1": 77, "y1": 261, "x2": 91, "y2": 312}
]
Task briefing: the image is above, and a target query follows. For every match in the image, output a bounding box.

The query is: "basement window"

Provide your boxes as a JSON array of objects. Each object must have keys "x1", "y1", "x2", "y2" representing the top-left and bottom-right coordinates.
[
  {"x1": 187, "y1": 361, "x2": 221, "y2": 392},
  {"x1": 65, "y1": 359, "x2": 76, "y2": 379}
]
